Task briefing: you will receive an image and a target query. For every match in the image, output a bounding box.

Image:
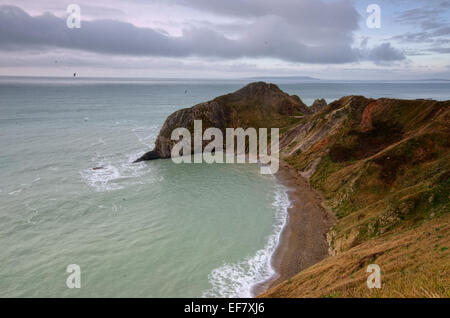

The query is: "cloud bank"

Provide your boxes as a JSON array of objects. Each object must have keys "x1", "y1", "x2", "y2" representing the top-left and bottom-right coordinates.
[{"x1": 0, "y1": 3, "x2": 405, "y2": 64}]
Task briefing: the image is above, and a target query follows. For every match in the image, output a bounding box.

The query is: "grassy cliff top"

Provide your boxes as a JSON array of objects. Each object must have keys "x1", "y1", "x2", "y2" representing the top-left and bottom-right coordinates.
[{"x1": 266, "y1": 93, "x2": 450, "y2": 297}]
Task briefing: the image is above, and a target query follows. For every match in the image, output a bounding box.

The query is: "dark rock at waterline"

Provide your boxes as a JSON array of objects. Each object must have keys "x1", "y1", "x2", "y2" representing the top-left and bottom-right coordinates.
[
  {"x1": 133, "y1": 150, "x2": 160, "y2": 163},
  {"x1": 133, "y1": 82, "x2": 310, "y2": 163}
]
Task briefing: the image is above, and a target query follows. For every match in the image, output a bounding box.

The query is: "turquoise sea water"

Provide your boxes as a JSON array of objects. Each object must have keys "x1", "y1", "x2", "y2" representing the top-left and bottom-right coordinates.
[{"x1": 1, "y1": 77, "x2": 449, "y2": 297}]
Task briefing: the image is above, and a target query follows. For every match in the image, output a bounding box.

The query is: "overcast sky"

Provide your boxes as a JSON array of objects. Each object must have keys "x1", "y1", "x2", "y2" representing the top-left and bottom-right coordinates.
[{"x1": 0, "y1": 0, "x2": 449, "y2": 79}]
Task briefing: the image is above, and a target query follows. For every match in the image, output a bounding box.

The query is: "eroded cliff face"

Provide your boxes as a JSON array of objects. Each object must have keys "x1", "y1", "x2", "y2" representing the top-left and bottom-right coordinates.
[
  {"x1": 281, "y1": 96, "x2": 449, "y2": 250},
  {"x1": 134, "y1": 82, "x2": 310, "y2": 162},
  {"x1": 265, "y1": 94, "x2": 450, "y2": 298}
]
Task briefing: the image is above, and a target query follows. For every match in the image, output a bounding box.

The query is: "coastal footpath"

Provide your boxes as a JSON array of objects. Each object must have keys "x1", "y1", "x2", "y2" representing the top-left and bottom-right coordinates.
[{"x1": 137, "y1": 82, "x2": 450, "y2": 298}]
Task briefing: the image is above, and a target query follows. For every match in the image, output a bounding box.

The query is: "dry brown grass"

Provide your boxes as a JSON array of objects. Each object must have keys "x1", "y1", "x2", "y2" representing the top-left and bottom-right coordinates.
[{"x1": 260, "y1": 214, "x2": 449, "y2": 298}]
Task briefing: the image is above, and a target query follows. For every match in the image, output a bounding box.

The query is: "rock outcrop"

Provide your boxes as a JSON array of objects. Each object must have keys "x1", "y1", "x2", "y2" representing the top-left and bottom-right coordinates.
[
  {"x1": 134, "y1": 82, "x2": 309, "y2": 162},
  {"x1": 310, "y1": 98, "x2": 327, "y2": 113}
]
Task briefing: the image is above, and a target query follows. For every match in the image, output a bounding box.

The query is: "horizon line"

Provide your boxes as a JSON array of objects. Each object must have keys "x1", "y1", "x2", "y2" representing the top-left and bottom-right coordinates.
[{"x1": 1, "y1": 75, "x2": 450, "y2": 82}]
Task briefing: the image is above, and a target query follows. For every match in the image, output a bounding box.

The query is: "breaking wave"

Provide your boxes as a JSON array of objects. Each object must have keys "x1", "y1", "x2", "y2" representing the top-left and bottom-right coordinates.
[
  {"x1": 80, "y1": 125, "x2": 160, "y2": 192},
  {"x1": 202, "y1": 182, "x2": 291, "y2": 298}
]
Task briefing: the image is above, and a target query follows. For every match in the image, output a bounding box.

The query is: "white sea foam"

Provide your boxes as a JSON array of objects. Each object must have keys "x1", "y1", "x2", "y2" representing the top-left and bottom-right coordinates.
[
  {"x1": 80, "y1": 152, "x2": 154, "y2": 192},
  {"x1": 202, "y1": 182, "x2": 291, "y2": 298},
  {"x1": 7, "y1": 177, "x2": 41, "y2": 196},
  {"x1": 80, "y1": 126, "x2": 161, "y2": 192},
  {"x1": 8, "y1": 189, "x2": 22, "y2": 196},
  {"x1": 32, "y1": 178, "x2": 41, "y2": 184},
  {"x1": 132, "y1": 125, "x2": 159, "y2": 147}
]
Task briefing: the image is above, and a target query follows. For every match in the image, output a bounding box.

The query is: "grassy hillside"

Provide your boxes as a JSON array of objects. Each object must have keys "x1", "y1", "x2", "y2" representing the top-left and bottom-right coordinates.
[
  {"x1": 263, "y1": 95, "x2": 450, "y2": 297},
  {"x1": 261, "y1": 214, "x2": 449, "y2": 297}
]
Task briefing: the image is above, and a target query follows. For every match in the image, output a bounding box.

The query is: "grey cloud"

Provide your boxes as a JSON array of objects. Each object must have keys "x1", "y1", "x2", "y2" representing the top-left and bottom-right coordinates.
[
  {"x1": 430, "y1": 47, "x2": 450, "y2": 53},
  {"x1": 394, "y1": 0, "x2": 450, "y2": 29},
  {"x1": 393, "y1": 0, "x2": 449, "y2": 48},
  {"x1": 174, "y1": 0, "x2": 360, "y2": 31},
  {"x1": 362, "y1": 43, "x2": 406, "y2": 62},
  {"x1": 393, "y1": 32, "x2": 434, "y2": 43},
  {"x1": 0, "y1": 5, "x2": 404, "y2": 63}
]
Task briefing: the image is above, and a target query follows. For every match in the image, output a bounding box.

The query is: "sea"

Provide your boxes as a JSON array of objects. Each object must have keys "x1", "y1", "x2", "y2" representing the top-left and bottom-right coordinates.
[{"x1": 1, "y1": 76, "x2": 449, "y2": 297}]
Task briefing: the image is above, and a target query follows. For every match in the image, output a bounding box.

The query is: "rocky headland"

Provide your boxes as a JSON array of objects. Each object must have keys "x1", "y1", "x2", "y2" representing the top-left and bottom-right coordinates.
[
  {"x1": 135, "y1": 82, "x2": 450, "y2": 298},
  {"x1": 134, "y1": 82, "x2": 311, "y2": 162}
]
